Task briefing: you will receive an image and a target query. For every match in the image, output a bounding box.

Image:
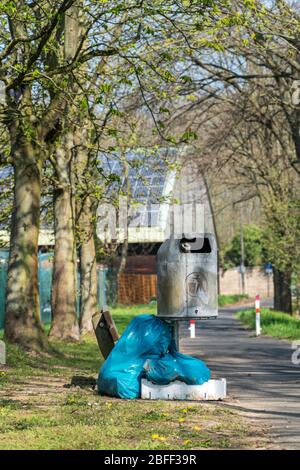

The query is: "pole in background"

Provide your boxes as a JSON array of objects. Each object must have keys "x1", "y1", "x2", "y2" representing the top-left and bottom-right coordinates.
[
  {"x1": 240, "y1": 210, "x2": 245, "y2": 295},
  {"x1": 255, "y1": 294, "x2": 261, "y2": 336},
  {"x1": 189, "y1": 320, "x2": 196, "y2": 338}
]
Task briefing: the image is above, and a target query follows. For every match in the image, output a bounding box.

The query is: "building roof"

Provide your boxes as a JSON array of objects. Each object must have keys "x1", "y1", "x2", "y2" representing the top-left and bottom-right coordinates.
[
  {"x1": 0, "y1": 147, "x2": 216, "y2": 246},
  {"x1": 98, "y1": 147, "x2": 216, "y2": 243}
]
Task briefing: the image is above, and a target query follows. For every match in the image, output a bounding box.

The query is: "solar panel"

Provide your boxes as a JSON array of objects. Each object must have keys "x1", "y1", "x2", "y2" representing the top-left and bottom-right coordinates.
[{"x1": 100, "y1": 148, "x2": 175, "y2": 228}]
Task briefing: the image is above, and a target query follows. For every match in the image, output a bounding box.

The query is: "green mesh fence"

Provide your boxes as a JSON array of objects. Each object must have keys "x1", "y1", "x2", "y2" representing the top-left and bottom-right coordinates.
[{"x1": 0, "y1": 250, "x2": 107, "y2": 328}]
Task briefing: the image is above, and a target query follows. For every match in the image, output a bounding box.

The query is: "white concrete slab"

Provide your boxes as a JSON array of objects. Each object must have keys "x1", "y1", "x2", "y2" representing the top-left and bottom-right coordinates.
[{"x1": 141, "y1": 378, "x2": 226, "y2": 401}]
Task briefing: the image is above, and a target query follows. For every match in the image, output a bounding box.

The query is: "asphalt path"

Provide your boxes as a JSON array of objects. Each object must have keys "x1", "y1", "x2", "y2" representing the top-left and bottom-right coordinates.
[{"x1": 180, "y1": 307, "x2": 300, "y2": 449}]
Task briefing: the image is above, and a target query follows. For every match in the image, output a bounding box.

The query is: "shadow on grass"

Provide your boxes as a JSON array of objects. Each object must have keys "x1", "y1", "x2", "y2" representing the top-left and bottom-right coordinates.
[
  {"x1": 66, "y1": 375, "x2": 97, "y2": 389},
  {"x1": 0, "y1": 303, "x2": 155, "y2": 385}
]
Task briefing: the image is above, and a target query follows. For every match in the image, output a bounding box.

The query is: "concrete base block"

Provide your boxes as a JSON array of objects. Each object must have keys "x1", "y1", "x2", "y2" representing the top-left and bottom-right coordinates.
[
  {"x1": 141, "y1": 378, "x2": 226, "y2": 401},
  {"x1": 0, "y1": 340, "x2": 6, "y2": 365}
]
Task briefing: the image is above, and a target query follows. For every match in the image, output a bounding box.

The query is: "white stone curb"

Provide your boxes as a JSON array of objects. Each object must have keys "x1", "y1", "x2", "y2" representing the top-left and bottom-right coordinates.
[{"x1": 141, "y1": 378, "x2": 226, "y2": 401}]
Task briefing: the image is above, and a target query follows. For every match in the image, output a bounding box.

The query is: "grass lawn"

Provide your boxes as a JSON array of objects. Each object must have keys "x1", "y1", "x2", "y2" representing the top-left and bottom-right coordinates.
[
  {"x1": 218, "y1": 294, "x2": 249, "y2": 307},
  {"x1": 0, "y1": 304, "x2": 267, "y2": 450},
  {"x1": 237, "y1": 308, "x2": 300, "y2": 340}
]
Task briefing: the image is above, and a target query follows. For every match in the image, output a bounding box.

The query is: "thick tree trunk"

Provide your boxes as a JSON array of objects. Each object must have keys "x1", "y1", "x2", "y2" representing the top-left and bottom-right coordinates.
[
  {"x1": 78, "y1": 196, "x2": 98, "y2": 334},
  {"x1": 49, "y1": 5, "x2": 81, "y2": 341},
  {"x1": 74, "y1": 124, "x2": 98, "y2": 334},
  {"x1": 49, "y1": 145, "x2": 80, "y2": 341},
  {"x1": 273, "y1": 267, "x2": 292, "y2": 314},
  {"x1": 5, "y1": 143, "x2": 47, "y2": 350}
]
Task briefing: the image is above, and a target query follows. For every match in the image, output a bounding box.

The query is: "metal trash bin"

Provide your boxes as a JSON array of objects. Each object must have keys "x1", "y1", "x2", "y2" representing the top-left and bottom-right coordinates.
[{"x1": 157, "y1": 233, "x2": 218, "y2": 320}]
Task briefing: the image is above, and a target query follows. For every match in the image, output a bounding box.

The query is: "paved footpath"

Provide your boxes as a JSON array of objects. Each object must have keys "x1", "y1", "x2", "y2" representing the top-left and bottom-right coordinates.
[{"x1": 180, "y1": 307, "x2": 300, "y2": 450}]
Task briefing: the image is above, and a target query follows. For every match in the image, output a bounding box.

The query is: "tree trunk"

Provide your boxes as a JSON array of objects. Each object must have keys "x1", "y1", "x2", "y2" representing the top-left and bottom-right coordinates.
[
  {"x1": 5, "y1": 142, "x2": 47, "y2": 350},
  {"x1": 115, "y1": 155, "x2": 129, "y2": 304},
  {"x1": 49, "y1": 144, "x2": 80, "y2": 341},
  {"x1": 116, "y1": 238, "x2": 129, "y2": 304},
  {"x1": 78, "y1": 196, "x2": 98, "y2": 334},
  {"x1": 74, "y1": 123, "x2": 98, "y2": 334},
  {"x1": 49, "y1": 5, "x2": 81, "y2": 341},
  {"x1": 273, "y1": 267, "x2": 292, "y2": 314}
]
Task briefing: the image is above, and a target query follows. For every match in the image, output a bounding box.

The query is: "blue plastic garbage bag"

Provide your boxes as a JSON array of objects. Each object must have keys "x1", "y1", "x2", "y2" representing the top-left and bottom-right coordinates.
[
  {"x1": 144, "y1": 340, "x2": 210, "y2": 385},
  {"x1": 98, "y1": 314, "x2": 172, "y2": 399},
  {"x1": 98, "y1": 314, "x2": 211, "y2": 399}
]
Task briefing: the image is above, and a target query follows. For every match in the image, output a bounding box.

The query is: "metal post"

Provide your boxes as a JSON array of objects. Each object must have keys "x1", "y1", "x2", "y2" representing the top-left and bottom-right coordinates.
[
  {"x1": 189, "y1": 319, "x2": 196, "y2": 338},
  {"x1": 240, "y1": 211, "x2": 245, "y2": 295},
  {"x1": 255, "y1": 294, "x2": 261, "y2": 336},
  {"x1": 172, "y1": 321, "x2": 180, "y2": 350}
]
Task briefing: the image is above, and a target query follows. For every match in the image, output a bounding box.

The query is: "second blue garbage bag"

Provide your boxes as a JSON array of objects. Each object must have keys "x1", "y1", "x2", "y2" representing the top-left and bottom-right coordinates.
[
  {"x1": 143, "y1": 340, "x2": 210, "y2": 386},
  {"x1": 98, "y1": 314, "x2": 210, "y2": 399}
]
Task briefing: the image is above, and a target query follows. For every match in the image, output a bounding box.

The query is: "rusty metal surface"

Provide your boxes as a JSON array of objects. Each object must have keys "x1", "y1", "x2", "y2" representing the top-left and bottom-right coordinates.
[{"x1": 157, "y1": 234, "x2": 218, "y2": 319}]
